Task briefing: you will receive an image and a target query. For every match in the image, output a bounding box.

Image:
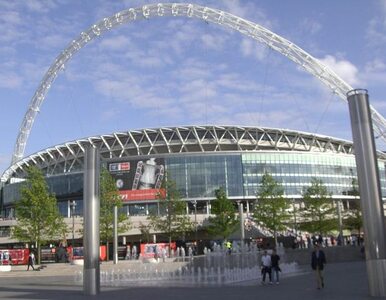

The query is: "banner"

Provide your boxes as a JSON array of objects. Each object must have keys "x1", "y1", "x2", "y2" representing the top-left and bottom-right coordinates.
[{"x1": 108, "y1": 158, "x2": 165, "y2": 201}]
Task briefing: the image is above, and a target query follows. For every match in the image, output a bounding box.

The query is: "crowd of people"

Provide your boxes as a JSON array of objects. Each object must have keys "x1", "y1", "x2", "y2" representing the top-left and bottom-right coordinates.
[{"x1": 291, "y1": 233, "x2": 364, "y2": 249}]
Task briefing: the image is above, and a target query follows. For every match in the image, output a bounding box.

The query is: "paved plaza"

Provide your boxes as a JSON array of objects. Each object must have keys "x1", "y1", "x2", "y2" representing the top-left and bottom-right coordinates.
[{"x1": 0, "y1": 259, "x2": 382, "y2": 300}]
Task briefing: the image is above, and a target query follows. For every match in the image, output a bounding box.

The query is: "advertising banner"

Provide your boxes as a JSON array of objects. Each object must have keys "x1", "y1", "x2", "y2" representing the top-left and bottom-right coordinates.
[
  {"x1": 108, "y1": 158, "x2": 165, "y2": 201},
  {"x1": 0, "y1": 249, "x2": 29, "y2": 265}
]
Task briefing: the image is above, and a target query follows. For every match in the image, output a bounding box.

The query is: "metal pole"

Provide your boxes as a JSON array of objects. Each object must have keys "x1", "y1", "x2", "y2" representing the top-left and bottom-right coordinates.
[
  {"x1": 194, "y1": 201, "x2": 198, "y2": 251},
  {"x1": 113, "y1": 205, "x2": 118, "y2": 265},
  {"x1": 347, "y1": 89, "x2": 386, "y2": 297},
  {"x1": 72, "y1": 207, "x2": 75, "y2": 247},
  {"x1": 239, "y1": 202, "x2": 245, "y2": 244},
  {"x1": 292, "y1": 199, "x2": 298, "y2": 237},
  {"x1": 336, "y1": 200, "x2": 344, "y2": 246},
  {"x1": 71, "y1": 200, "x2": 76, "y2": 247},
  {"x1": 83, "y1": 146, "x2": 100, "y2": 296}
]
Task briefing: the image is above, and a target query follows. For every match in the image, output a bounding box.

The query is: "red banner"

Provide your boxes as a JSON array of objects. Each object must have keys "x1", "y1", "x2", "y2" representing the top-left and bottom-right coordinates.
[{"x1": 119, "y1": 189, "x2": 165, "y2": 201}]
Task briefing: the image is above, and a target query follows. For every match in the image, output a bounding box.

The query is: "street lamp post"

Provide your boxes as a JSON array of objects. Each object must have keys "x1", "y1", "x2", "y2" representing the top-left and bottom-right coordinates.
[
  {"x1": 70, "y1": 200, "x2": 77, "y2": 247},
  {"x1": 292, "y1": 199, "x2": 298, "y2": 237},
  {"x1": 191, "y1": 200, "x2": 198, "y2": 254},
  {"x1": 347, "y1": 89, "x2": 386, "y2": 296}
]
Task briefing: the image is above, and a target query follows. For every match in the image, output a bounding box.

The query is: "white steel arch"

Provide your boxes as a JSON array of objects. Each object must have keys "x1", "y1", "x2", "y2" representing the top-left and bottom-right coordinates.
[{"x1": 8, "y1": 3, "x2": 386, "y2": 176}]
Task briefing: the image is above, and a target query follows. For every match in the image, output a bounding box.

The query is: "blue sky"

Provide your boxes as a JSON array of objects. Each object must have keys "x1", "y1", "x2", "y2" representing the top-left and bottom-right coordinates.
[{"x1": 1, "y1": 0, "x2": 386, "y2": 175}]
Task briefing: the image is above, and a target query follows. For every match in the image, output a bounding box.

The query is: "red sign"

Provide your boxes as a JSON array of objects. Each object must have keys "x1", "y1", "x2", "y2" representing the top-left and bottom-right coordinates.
[
  {"x1": 71, "y1": 246, "x2": 107, "y2": 261},
  {"x1": 0, "y1": 249, "x2": 29, "y2": 265},
  {"x1": 120, "y1": 162, "x2": 130, "y2": 171},
  {"x1": 140, "y1": 242, "x2": 176, "y2": 258},
  {"x1": 119, "y1": 189, "x2": 165, "y2": 201},
  {"x1": 109, "y1": 162, "x2": 131, "y2": 172}
]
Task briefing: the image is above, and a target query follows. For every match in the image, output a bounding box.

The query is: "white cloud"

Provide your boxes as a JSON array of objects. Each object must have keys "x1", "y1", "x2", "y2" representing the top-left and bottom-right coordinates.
[
  {"x1": 365, "y1": 59, "x2": 386, "y2": 73},
  {"x1": 366, "y1": 18, "x2": 386, "y2": 51},
  {"x1": 99, "y1": 35, "x2": 132, "y2": 51},
  {"x1": 171, "y1": 58, "x2": 214, "y2": 81},
  {"x1": 201, "y1": 33, "x2": 227, "y2": 51},
  {"x1": 0, "y1": 73, "x2": 23, "y2": 89},
  {"x1": 24, "y1": 0, "x2": 58, "y2": 13},
  {"x1": 379, "y1": 1, "x2": 386, "y2": 17},
  {"x1": 220, "y1": 0, "x2": 274, "y2": 29},
  {"x1": 38, "y1": 34, "x2": 69, "y2": 50},
  {"x1": 300, "y1": 18, "x2": 322, "y2": 35},
  {"x1": 319, "y1": 55, "x2": 360, "y2": 86},
  {"x1": 0, "y1": 11, "x2": 22, "y2": 25},
  {"x1": 124, "y1": 47, "x2": 171, "y2": 68},
  {"x1": 94, "y1": 77, "x2": 173, "y2": 109},
  {"x1": 362, "y1": 59, "x2": 386, "y2": 86},
  {"x1": 240, "y1": 38, "x2": 268, "y2": 61},
  {"x1": 163, "y1": 20, "x2": 203, "y2": 55}
]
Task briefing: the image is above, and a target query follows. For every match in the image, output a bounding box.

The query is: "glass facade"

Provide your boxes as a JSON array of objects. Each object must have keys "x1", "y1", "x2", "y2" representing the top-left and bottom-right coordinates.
[
  {"x1": 166, "y1": 154, "x2": 243, "y2": 198},
  {"x1": 46, "y1": 173, "x2": 83, "y2": 198},
  {"x1": 2, "y1": 152, "x2": 386, "y2": 217},
  {"x1": 242, "y1": 152, "x2": 386, "y2": 197}
]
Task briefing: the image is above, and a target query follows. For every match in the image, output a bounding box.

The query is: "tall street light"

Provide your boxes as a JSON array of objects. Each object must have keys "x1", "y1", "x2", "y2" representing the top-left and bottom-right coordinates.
[
  {"x1": 191, "y1": 200, "x2": 198, "y2": 253},
  {"x1": 70, "y1": 200, "x2": 77, "y2": 247}
]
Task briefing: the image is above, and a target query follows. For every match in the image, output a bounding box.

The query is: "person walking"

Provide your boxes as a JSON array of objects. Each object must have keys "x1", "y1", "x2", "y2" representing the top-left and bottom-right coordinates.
[
  {"x1": 261, "y1": 250, "x2": 272, "y2": 284},
  {"x1": 271, "y1": 249, "x2": 281, "y2": 284},
  {"x1": 311, "y1": 243, "x2": 326, "y2": 289},
  {"x1": 27, "y1": 251, "x2": 35, "y2": 271}
]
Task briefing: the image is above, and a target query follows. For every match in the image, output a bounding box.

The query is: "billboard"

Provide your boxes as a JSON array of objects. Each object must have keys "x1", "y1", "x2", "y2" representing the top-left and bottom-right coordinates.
[
  {"x1": 108, "y1": 158, "x2": 165, "y2": 201},
  {"x1": 0, "y1": 249, "x2": 29, "y2": 265}
]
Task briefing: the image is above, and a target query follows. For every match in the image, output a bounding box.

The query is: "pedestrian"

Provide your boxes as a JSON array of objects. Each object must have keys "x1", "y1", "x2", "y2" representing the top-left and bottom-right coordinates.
[
  {"x1": 27, "y1": 251, "x2": 35, "y2": 271},
  {"x1": 318, "y1": 234, "x2": 323, "y2": 245},
  {"x1": 154, "y1": 246, "x2": 159, "y2": 262},
  {"x1": 311, "y1": 243, "x2": 326, "y2": 289},
  {"x1": 299, "y1": 236, "x2": 305, "y2": 249},
  {"x1": 226, "y1": 241, "x2": 232, "y2": 255},
  {"x1": 162, "y1": 247, "x2": 167, "y2": 262},
  {"x1": 271, "y1": 249, "x2": 281, "y2": 284},
  {"x1": 260, "y1": 250, "x2": 272, "y2": 284},
  {"x1": 337, "y1": 234, "x2": 343, "y2": 246},
  {"x1": 307, "y1": 235, "x2": 312, "y2": 248},
  {"x1": 352, "y1": 235, "x2": 357, "y2": 246}
]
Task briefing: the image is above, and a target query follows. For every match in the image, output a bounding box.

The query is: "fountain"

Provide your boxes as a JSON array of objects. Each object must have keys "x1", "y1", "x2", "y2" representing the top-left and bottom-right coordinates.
[{"x1": 74, "y1": 241, "x2": 300, "y2": 287}]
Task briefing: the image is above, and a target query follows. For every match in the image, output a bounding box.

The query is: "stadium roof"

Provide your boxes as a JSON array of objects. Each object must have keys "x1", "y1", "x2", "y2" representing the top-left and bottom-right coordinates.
[{"x1": 3, "y1": 125, "x2": 382, "y2": 182}]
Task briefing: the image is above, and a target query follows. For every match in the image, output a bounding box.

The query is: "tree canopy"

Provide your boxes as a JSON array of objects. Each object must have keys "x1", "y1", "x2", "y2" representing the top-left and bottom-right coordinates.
[
  {"x1": 99, "y1": 168, "x2": 131, "y2": 259},
  {"x1": 253, "y1": 173, "x2": 291, "y2": 246},
  {"x1": 299, "y1": 177, "x2": 337, "y2": 236},
  {"x1": 12, "y1": 166, "x2": 67, "y2": 264},
  {"x1": 343, "y1": 178, "x2": 362, "y2": 234},
  {"x1": 148, "y1": 178, "x2": 193, "y2": 250},
  {"x1": 207, "y1": 187, "x2": 239, "y2": 240}
]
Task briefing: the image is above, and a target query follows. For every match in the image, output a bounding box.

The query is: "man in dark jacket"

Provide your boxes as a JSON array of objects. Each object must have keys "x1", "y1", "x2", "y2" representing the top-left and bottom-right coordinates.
[
  {"x1": 271, "y1": 249, "x2": 281, "y2": 284},
  {"x1": 311, "y1": 243, "x2": 326, "y2": 289}
]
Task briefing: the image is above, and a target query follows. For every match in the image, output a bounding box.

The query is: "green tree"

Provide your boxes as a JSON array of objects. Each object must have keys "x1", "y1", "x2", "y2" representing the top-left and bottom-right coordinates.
[
  {"x1": 344, "y1": 179, "x2": 362, "y2": 234},
  {"x1": 139, "y1": 222, "x2": 152, "y2": 243},
  {"x1": 100, "y1": 168, "x2": 130, "y2": 260},
  {"x1": 299, "y1": 177, "x2": 337, "y2": 236},
  {"x1": 12, "y1": 166, "x2": 67, "y2": 264},
  {"x1": 253, "y1": 173, "x2": 291, "y2": 247},
  {"x1": 148, "y1": 179, "x2": 193, "y2": 253},
  {"x1": 207, "y1": 187, "x2": 239, "y2": 240}
]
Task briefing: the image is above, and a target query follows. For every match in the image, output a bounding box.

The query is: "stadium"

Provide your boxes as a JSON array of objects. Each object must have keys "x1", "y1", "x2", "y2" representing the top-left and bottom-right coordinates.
[
  {"x1": 1, "y1": 3, "x2": 386, "y2": 252},
  {"x1": 1, "y1": 125, "x2": 386, "y2": 247}
]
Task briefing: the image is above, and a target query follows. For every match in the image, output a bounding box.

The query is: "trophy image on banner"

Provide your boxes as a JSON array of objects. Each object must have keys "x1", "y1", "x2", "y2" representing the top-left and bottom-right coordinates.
[{"x1": 132, "y1": 158, "x2": 164, "y2": 190}]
